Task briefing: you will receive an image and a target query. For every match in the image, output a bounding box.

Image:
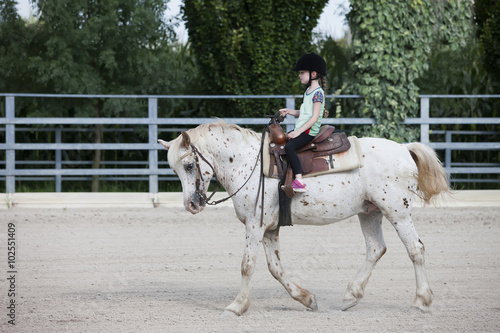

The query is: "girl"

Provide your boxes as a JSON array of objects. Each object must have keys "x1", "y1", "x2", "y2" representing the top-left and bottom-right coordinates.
[{"x1": 279, "y1": 53, "x2": 327, "y2": 193}]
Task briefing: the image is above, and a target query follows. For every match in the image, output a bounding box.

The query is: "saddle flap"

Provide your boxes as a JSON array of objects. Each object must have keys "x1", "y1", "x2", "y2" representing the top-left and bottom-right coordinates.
[
  {"x1": 312, "y1": 157, "x2": 329, "y2": 174},
  {"x1": 298, "y1": 150, "x2": 313, "y2": 174}
]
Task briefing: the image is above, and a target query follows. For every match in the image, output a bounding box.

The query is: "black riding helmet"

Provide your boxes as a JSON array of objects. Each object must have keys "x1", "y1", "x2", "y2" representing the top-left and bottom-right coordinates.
[
  {"x1": 293, "y1": 53, "x2": 327, "y2": 76},
  {"x1": 293, "y1": 53, "x2": 327, "y2": 87}
]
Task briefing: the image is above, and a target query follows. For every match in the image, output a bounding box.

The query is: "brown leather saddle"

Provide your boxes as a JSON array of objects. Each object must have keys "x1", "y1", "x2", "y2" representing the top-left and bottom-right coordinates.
[
  {"x1": 268, "y1": 123, "x2": 351, "y2": 197},
  {"x1": 269, "y1": 125, "x2": 350, "y2": 175}
]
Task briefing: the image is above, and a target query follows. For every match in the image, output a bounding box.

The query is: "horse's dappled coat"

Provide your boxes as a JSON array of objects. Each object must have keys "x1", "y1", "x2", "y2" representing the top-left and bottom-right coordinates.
[{"x1": 158, "y1": 121, "x2": 448, "y2": 316}]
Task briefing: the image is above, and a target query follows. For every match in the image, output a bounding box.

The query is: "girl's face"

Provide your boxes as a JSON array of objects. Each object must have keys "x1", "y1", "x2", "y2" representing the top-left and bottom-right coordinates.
[
  {"x1": 298, "y1": 70, "x2": 309, "y2": 84},
  {"x1": 298, "y1": 70, "x2": 317, "y2": 84}
]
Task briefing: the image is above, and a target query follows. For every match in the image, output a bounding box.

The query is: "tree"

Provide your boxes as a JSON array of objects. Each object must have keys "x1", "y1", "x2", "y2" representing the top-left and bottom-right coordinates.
[
  {"x1": 0, "y1": 1, "x2": 38, "y2": 93},
  {"x1": 343, "y1": 0, "x2": 473, "y2": 142},
  {"x1": 0, "y1": 0, "x2": 190, "y2": 191},
  {"x1": 182, "y1": 0, "x2": 328, "y2": 117},
  {"x1": 315, "y1": 33, "x2": 351, "y2": 121},
  {"x1": 475, "y1": 0, "x2": 500, "y2": 88}
]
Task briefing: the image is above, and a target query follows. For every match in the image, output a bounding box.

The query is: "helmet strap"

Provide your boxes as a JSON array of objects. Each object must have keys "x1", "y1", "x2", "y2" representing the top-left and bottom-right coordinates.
[
  {"x1": 307, "y1": 71, "x2": 319, "y2": 87},
  {"x1": 308, "y1": 75, "x2": 320, "y2": 88}
]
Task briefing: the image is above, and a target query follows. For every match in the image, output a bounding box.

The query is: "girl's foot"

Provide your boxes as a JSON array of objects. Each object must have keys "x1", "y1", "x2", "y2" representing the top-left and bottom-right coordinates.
[{"x1": 292, "y1": 179, "x2": 306, "y2": 193}]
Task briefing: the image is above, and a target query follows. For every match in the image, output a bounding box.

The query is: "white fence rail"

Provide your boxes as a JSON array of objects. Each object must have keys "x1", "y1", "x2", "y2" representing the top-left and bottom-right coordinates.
[{"x1": 1, "y1": 93, "x2": 499, "y2": 194}]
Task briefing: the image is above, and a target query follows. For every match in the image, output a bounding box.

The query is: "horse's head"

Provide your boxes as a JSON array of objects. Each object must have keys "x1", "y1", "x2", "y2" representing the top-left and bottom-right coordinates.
[{"x1": 158, "y1": 131, "x2": 214, "y2": 214}]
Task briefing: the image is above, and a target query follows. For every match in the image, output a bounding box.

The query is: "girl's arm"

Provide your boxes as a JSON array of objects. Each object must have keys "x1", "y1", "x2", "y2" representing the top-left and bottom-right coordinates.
[
  {"x1": 287, "y1": 102, "x2": 321, "y2": 139},
  {"x1": 279, "y1": 108, "x2": 300, "y2": 117}
]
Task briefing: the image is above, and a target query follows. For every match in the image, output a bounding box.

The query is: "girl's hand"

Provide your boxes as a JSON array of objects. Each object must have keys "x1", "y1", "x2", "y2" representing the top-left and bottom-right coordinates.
[
  {"x1": 287, "y1": 130, "x2": 300, "y2": 139},
  {"x1": 280, "y1": 108, "x2": 299, "y2": 117},
  {"x1": 279, "y1": 108, "x2": 289, "y2": 117}
]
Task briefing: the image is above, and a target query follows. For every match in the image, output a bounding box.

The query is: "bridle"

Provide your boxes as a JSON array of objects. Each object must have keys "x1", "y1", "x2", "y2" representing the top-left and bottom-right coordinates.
[
  {"x1": 176, "y1": 125, "x2": 269, "y2": 227},
  {"x1": 178, "y1": 140, "x2": 263, "y2": 206}
]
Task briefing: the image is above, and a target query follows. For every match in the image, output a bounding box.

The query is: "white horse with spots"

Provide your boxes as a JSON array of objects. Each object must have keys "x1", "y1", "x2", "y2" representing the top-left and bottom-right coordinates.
[{"x1": 158, "y1": 121, "x2": 449, "y2": 316}]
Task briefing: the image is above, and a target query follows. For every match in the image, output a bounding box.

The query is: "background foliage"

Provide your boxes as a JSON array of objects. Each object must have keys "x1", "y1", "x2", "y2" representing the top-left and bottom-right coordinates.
[
  {"x1": 0, "y1": 0, "x2": 498, "y2": 191},
  {"x1": 475, "y1": 0, "x2": 500, "y2": 88},
  {"x1": 342, "y1": 0, "x2": 474, "y2": 142},
  {"x1": 1, "y1": 0, "x2": 200, "y2": 191},
  {"x1": 182, "y1": 0, "x2": 328, "y2": 117}
]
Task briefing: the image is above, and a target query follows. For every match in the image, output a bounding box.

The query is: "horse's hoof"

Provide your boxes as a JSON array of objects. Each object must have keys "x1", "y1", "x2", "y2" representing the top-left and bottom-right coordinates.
[
  {"x1": 221, "y1": 310, "x2": 240, "y2": 317},
  {"x1": 341, "y1": 298, "x2": 358, "y2": 311},
  {"x1": 307, "y1": 294, "x2": 318, "y2": 311},
  {"x1": 412, "y1": 292, "x2": 432, "y2": 313},
  {"x1": 412, "y1": 299, "x2": 432, "y2": 313},
  {"x1": 411, "y1": 304, "x2": 431, "y2": 314}
]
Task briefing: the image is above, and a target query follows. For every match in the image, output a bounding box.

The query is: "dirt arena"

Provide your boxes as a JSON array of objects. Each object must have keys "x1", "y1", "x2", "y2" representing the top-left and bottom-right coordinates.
[{"x1": 1, "y1": 204, "x2": 499, "y2": 332}]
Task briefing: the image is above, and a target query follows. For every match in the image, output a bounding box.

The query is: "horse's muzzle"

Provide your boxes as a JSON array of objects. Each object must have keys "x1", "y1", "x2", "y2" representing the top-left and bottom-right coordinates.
[{"x1": 185, "y1": 193, "x2": 206, "y2": 214}]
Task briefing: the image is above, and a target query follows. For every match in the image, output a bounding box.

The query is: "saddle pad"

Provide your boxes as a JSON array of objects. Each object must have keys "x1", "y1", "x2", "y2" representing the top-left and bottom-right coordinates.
[
  {"x1": 262, "y1": 133, "x2": 364, "y2": 179},
  {"x1": 303, "y1": 136, "x2": 363, "y2": 178}
]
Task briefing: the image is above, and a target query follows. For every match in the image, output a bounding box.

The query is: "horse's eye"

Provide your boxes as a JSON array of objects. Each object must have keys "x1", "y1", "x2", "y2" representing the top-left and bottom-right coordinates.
[{"x1": 185, "y1": 163, "x2": 194, "y2": 172}]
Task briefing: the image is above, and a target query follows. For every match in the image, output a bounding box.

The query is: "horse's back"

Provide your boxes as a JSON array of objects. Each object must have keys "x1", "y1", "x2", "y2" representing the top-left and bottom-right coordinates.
[{"x1": 358, "y1": 137, "x2": 416, "y2": 174}]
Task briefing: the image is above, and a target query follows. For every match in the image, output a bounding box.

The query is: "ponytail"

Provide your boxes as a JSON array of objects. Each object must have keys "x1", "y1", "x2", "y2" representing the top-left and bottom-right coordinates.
[{"x1": 320, "y1": 76, "x2": 329, "y2": 118}]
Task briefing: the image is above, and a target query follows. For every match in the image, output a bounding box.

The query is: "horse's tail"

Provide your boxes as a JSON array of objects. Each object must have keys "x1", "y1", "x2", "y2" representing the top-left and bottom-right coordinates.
[{"x1": 406, "y1": 142, "x2": 449, "y2": 203}]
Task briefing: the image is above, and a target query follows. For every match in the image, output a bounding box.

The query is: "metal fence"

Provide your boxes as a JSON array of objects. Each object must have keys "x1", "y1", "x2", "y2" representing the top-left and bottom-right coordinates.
[{"x1": 1, "y1": 93, "x2": 499, "y2": 194}]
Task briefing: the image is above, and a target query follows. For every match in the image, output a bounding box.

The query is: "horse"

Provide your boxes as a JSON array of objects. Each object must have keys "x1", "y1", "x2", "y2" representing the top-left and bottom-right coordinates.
[{"x1": 158, "y1": 120, "x2": 449, "y2": 316}]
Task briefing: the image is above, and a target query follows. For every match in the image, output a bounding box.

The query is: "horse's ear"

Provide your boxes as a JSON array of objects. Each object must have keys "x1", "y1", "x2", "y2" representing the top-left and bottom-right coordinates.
[
  {"x1": 181, "y1": 131, "x2": 191, "y2": 148},
  {"x1": 158, "y1": 139, "x2": 171, "y2": 150}
]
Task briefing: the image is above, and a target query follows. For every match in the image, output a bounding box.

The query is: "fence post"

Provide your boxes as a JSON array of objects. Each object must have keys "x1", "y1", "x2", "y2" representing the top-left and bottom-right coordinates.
[
  {"x1": 285, "y1": 97, "x2": 295, "y2": 132},
  {"x1": 148, "y1": 98, "x2": 159, "y2": 204},
  {"x1": 445, "y1": 131, "x2": 452, "y2": 171},
  {"x1": 420, "y1": 97, "x2": 430, "y2": 144},
  {"x1": 5, "y1": 96, "x2": 15, "y2": 197},
  {"x1": 55, "y1": 128, "x2": 62, "y2": 192}
]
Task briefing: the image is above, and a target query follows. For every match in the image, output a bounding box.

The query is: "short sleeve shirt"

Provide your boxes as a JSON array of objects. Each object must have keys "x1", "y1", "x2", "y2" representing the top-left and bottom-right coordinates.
[{"x1": 295, "y1": 87, "x2": 325, "y2": 137}]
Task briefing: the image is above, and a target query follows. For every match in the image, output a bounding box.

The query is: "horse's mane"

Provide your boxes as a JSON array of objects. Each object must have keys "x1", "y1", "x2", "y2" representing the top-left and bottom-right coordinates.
[
  {"x1": 189, "y1": 120, "x2": 261, "y2": 144},
  {"x1": 169, "y1": 120, "x2": 261, "y2": 161}
]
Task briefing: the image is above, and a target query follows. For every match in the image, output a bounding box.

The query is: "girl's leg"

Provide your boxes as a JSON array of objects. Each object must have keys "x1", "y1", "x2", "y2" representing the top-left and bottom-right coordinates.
[{"x1": 284, "y1": 133, "x2": 314, "y2": 176}]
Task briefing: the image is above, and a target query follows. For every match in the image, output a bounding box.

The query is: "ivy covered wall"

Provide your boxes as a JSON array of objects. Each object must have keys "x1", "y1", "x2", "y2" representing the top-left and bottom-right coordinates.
[{"x1": 343, "y1": 0, "x2": 473, "y2": 142}]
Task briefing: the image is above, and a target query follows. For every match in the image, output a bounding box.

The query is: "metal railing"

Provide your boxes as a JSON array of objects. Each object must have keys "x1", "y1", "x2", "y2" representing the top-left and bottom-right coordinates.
[{"x1": 1, "y1": 93, "x2": 499, "y2": 194}]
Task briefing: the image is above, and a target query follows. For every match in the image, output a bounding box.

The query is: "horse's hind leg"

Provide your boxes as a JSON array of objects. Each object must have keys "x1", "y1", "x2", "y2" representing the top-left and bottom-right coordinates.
[
  {"x1": 262, "y1": 228, "x2": 318, "y2": 311},
  {"x1": 342, "y1": 210, "x2": 387, "y2": 310},
  {"x1": 387, "y1": 213, "x2": 433, "y2": 311}
]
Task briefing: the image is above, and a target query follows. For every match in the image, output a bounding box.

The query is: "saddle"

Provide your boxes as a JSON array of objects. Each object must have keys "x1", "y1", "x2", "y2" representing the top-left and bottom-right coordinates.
[
  {"x1": 268, "y1": 125, "x2": 350, "y2": 175},
  {"x1": 267, "y1": 123, "x2": 351, "y2": 198}
]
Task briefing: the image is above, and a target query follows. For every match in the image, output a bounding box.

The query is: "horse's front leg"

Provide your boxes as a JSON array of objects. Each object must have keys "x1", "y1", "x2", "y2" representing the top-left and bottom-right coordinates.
[
  {"x1": 262, "y1": 228, "x2": 318, "y2": 311},
  {"x1": 224, "y1": 220, "x2": 264, "y2": 316}
]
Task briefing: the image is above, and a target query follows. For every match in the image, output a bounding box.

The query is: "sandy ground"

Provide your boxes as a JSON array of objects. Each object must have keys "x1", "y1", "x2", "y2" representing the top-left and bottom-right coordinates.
[{"x1": 1, "y1": 205, "x2": 499, "y2": 332}]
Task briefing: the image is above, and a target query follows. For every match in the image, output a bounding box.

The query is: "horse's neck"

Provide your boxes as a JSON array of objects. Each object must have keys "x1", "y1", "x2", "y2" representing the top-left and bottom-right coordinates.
[{"x1": 208, "y1": 130, "x2": 261, "y2": 191}]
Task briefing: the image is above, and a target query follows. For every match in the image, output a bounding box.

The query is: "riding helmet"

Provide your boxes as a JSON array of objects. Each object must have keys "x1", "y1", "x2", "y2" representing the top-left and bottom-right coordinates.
[{"x1": 293, "y1": 53, "x2": 327, "y2": 76}]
